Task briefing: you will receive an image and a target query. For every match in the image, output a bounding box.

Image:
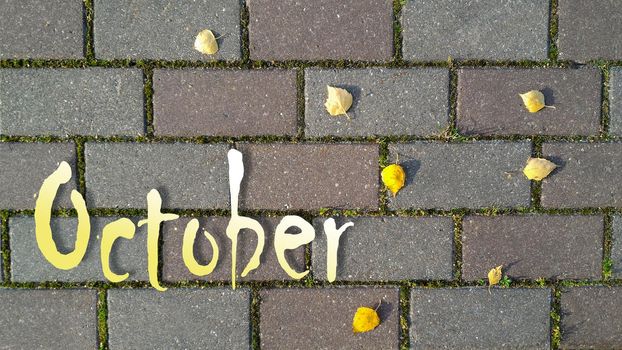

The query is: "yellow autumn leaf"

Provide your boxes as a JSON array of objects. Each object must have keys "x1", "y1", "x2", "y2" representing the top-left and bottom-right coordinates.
[
  {"x1": 194, "y1": 29, "x2": 219, "y2": 55},
  {"x1": 325, "y1": 85, "x2": 352, "y2": 118},
  {"x1": 488, "y1": 265, "x2": 502, "y2": 288},
  {"x1": 382, "y1": 163, "x2": 405, "y2": 197},
  {"x1": 523, "y1": 157, "x2": 557, "y2": 181},
  {"x1": 519, "y1": 90, "x2": 554, "y2": 113},
  {"x1": 352, "y1": 306, "x2": 380, "y2": 333}
]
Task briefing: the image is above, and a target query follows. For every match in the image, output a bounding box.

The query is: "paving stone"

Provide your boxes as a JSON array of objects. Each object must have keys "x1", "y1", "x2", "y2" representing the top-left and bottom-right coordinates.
[
  {"x1": 457, "y1": 68, "x2": 602, "y2": 136},
  {"x1": 154, "y1": 69, "x2": 298, "y2": 137},
  {"x1": 108, "y1": 288, "x2": 250, "y2": 349},
  {"x1": 248, "y1": 0, "x2": 393, "y2": 61},
  {"x1": 387, "y1": 142, "x2": 531, "y2": 209},
  {"x1": 84, "y1": 143, "x2": 229, "y2": 209},
  {"x1": 0, "y1": 289, "x2": 97, "y2": 349},
  {"x1": 402, "y1": 0, "x2": 549, "y2": 61},
  {"x1": 260, "y1": 287, "x2": 399, "y2": 349},
  {"x1": 162, "y1": 216, "x2": 305, "y2": 282},
  {"x1": 304, "y1": 68, "x2": 450, "y2": 137},
  {"x1": 610, "y1": 67, "x2": 622, "y2": 136},
  {"x1": 612, "y1": 215, "x2": 622, "y2": 278},
  {"x1": 0, "y1": 142, "x2": 77, "y2": 209},
  {"x1": 541, "y1": 142, "x2": 622, "y2": 208},
  {"x1": 10, "y1": 216, "x2": 148, "y2": 282},
  {"x1": 410, "y1": 287, "x2": 551, "y2": 349},
  {"x1": 94, "y1": 0, "x2": 241, "y2": 60},
  {"x1": 558, "y1": 0, "x2": 622, "y2": 62},
  {"x1": 237, "y1": 143, "x2": 379, "y2": 210},
  {"x1": 0, "y1": 1, "x2": 83, "y2": 59},
  {"x1": 0, "y1": 69, "x2": 144, "y2": 136},
  {"x1": 311, "y1": 216, "x2": 453, "y2": 281},
  {"x1": 560, "y1": 286, "x2": 622, "y2": 349},
  {"x1": 462, "y1": 215, "x2": 604, "y2": 281}
]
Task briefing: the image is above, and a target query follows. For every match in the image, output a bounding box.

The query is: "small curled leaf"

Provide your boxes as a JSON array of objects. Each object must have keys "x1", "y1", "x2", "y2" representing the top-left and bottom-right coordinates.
[
  {"x1": 194, "y1": 29, "x2": 218, "y2": 55},
  {"x1": 382, "y1": 164, "x2": 405, "y2": 197},
  {"x1": 352, "y1": 306, "x2": 380, "y2": 333},
  {"x1": 324, "y1": 85, "x2": 353, "y2": 118},
  {"x1": 488, "y1": 265, "x2": 503, "y2": 292},
  {"x1": 523, "y1": 157, "x2": 557, "y2": 181},
  {"x1": 519, "y1": 90, "x2": 554, "y2": 113}
]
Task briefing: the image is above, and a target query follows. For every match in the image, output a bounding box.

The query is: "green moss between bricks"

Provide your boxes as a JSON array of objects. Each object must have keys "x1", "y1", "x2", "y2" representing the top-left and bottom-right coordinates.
[{"x1": 97, "y1": 289, "x2": 108, "y2": 350}]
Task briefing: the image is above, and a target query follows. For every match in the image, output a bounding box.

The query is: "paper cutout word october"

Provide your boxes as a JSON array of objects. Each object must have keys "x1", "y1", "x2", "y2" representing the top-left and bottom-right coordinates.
[{"x1": 34, "y1": 149, "x2": 354, "y2": 291}]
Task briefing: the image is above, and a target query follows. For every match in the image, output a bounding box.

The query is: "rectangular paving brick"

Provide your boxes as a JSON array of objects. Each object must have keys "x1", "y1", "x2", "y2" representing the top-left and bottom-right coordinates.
[
  {"x1": 561, "y1": 287, "x2": 622, "y2": 349},
  {"x1": 462, "y1": 215, "x2": 604, "y2": 281},
  {"x1": 0, "y1": 289, "x2": 97, "y2": 349},
  {"x1": 402, "y1": 0, "x2": 549, "y2": 61},
  {"x1": 609, "y1": 67, "x2": 622, "y2": 136},
  {"x1": 154, "y1": 69, "x2": 298, "y2": 137},
  {"x1": 0, "y1": 69, "x2": 144, "y2": 136},
  {"x1": 10, "y1": 216, "x2": 148, "y2": 282},
  {"x1": 94, "y1": 0, "x2": 241, "y2": 60},
  {"x1": 248, "y1": 0, "x2": 393, "y2": 61},
  {"x1": 457, "y1": 68, "x2": 602, "y2": 136},
  {"x1": 0, "y1": 1, "x2": 83, "y2": 59},
  {"x1": 558, "y1": 0, "x2": 622, "y2": 62},
  {"x1": 305, "y1": 68, "x2": 450, "y2": 137},
  {"x1": 541, "y1": 142, "x2": 622, "y2": 208},
  {"x1": 237, "y1": 143, "x2": 379, "y2": 210},
  {"x1": 108, "y1": 288, "x2": 250, "y2": 349},
  {"x1": 0, "y1": 142, "x2": 77, "y2": 209},
  {"x1": 388, "y1": 142, "x2": 532, "y2": 209},
  {"x1": 85, "y1": 142, "x2": 229, "y2": 209},
  {"x1": 311, "y1": 216, "x2": 454, "y2": 281},
  {"x1": 612, "y1": 215, "x2": 622, "y2": 278},
  {"x1": 260, "y1": 287, "x2": 399, "y2": 349},
  {"x1": 410, "y1": 287, "x2": 551, "y2": 349},
  {"x1": 162, "y1": 216, "x2": 305, "y2": 282}
]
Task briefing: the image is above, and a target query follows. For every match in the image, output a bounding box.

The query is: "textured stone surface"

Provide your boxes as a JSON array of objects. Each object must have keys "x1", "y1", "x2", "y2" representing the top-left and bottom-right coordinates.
[
  {"x1": 457, "y1": 68, "x2": 602, "y2": 136},
  {"x1": 0, "y1": 0, "x2": 83, "y2": 59},
  {"x1": 0, "y1": 69, "x2": 144, "y2": 136},
  {"x1": 388, "y1": 142, "x2": 531, "y2": 209},
  {"x1": 0, "y1": 289, "x2": 97, "y2": 349},
  {"x1": 610, "y1": 68, "x2": 622, "y2": 136},
  {"x1": 410, "y1": 287, "x2": 551, "y2": 349},
  {"x1": 462, "y1": 215, "x2": 604, "y2": 281},
  {"x1": 305, "y1": 68, "x2": 450, "y2": 137},
  {"x1": 0, "y1": 142, "x2": 76, "y2": 209},
  {"x1": 108, "y1": 288, "x2": 250, "y2": 349},
  {"x1": 248, "y1": 0, "x2": 393, "y2": 61},
  {"x1": 154, "y1": 69, "x2": 298, "y2": 136},
  {"x1": 237, "y1": 143, "x2": 379, "y2": 210},
  {"x1": 260, "y1": 287, "x2": 399, "y2": 349},
  {"x1": 311, "y1": 216, "x2": 454, "y2": 281},
  {"x1": 402, "y1": 0, "x2": 549, "y2": 61},
  {"x1": 560, "y1": 287, "x2": 622, "y2": 349},
  {"x1": 558, "y1": 0, "x2": 622, "y2": 62},
  {"x1": 94, "y1": 0, "x2": 241, "y2": 60},
  {"x1": 85, "y1": 143, "x2": 229, "y2": 209},
  {"x1": 162, "y1": 216, "x2": 305, "y2": 282},
  {"x1": 10, "y1": 216, "x2": 148, "y2": 282},
  {"x1": 541, "y1": 142, "x2": 622, "y2": 208},
  {"x1": 612, "y1": 215, "x2": 622, "y2": 278}
]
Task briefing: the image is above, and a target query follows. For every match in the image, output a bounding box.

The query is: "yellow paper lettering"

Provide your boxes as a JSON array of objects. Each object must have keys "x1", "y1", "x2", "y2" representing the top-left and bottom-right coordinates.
[
  {"x1": 274, "y1": 215, "x2": 315, "y2": 279},
  {"x1": 137, "y1": 189, "x2": 179, "y2": 291},
  {"x1": 34, "y1": 161, "x2": 90, "y2": 270},
  {"x1": 226, "y1": 149, "x2": 265, "y2": 289},
  {"x1": 182, "y1": 218, "x2": 219, "y2": 276},
  {"x1": 323, "y1": 218, "x2": 354, "y2": 282},
  {"x1": 101, "y1": 218, "x2": 136, "y2": 283}
]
